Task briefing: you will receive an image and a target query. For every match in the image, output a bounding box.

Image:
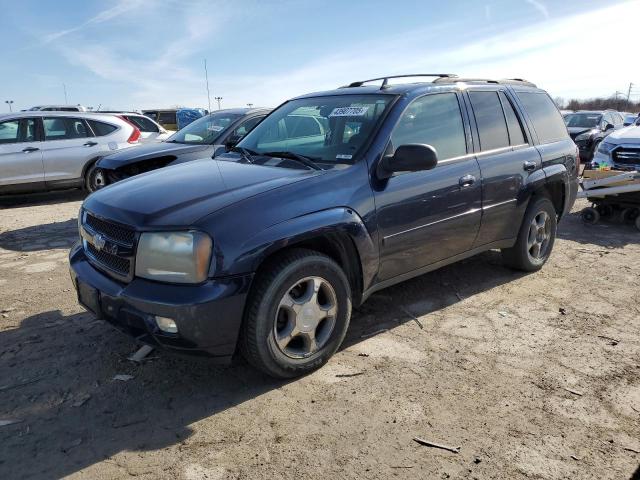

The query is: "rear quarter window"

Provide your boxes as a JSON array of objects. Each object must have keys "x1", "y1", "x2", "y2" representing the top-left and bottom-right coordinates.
[
  {"x1": 88, "y1": 120, "x2": 118, "y2": 137},
  {"x1": 516, "y1": 91, "x2": 568, "y2": 143}
]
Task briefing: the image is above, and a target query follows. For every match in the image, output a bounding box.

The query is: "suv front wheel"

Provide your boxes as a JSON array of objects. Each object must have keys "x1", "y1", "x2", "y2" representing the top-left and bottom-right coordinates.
[
  {"x1": 502, "y1": 197, "x2": 557, "y2": 271},
  {"x1": 240, "y1": 249, "x2": 352, "y2": 378}
]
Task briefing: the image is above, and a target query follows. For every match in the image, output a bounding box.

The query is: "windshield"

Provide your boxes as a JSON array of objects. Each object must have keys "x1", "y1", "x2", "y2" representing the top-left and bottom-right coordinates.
[
  {"x1": 237, "y1": 94, "x2": 394, "y2": 164},
  {"x1": 565, "y1": 113, "x2": 601, "y2": 128},
  {"x1": 167, "y1": 112, "x2": 241, "y2": 144}
]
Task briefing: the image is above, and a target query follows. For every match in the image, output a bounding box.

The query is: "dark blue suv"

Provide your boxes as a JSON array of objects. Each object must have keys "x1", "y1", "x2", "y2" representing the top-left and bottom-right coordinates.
[{"x1": 69, "y1": 74, "x2": 578, "y2": 378}]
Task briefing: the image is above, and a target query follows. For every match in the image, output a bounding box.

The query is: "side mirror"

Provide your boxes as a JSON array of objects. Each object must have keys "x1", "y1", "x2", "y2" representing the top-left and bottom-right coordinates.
[
  {"x1": 604, "y1": 122, "x2": 614, "y2": 131},
  {"x1": 377, "y1": 144, "x2": 438, "y2": 179},
  {"x1": 224, "y1": 134, "x2": 242, "y2": 151}
]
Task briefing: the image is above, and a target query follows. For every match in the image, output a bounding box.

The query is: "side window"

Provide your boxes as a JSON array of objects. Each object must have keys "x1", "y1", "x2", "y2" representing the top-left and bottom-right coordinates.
[
  {"x1": 87, "y1": 120, "x2": 118, "y2": 137},
  {"x1": 0, "y1": 119, "x2": 36, "y2": 144},
  {"x1": 469, "y1": 91, "x2": 510, "y2": 151},
  {"x1": 498, "y1": 91, "x2": 527, "y2": 146},
  {"x1": 516, "y1": 92, "x2": 568, "y2": 143},
  {"x1": 391, "y1": 93, "x2": 467, "y2": 160},
  {"x1": 284, "y1": 116, "x2": 322, "y2": 138},
  {"x1": 43, "y1": 117, "x2": 89, "y2": 140},
  {"x1": 125, "y1": 115, "x2": 159, "y2": 133},
  {"x1": 232, "y1": 116, "x2": 263, "y2": 137}
]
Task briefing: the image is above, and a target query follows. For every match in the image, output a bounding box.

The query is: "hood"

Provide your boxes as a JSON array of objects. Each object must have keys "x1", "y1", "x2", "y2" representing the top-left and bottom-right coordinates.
[
  {"x1": 83, "y1": 159, "x2": 320, "y2": 227},
  {"x1": 98, "y1": 142, "x2": 211, "y2": 169},
  {"x1": 602, "y1": 125, "x2": 640, "y2": 144},
  {"x1": 567, "y1": 127, "x2": 596, "y2": 139}
]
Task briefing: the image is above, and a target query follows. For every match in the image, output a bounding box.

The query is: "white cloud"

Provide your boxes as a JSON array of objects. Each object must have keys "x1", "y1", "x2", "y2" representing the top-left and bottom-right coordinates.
[
  {"x1": 53, "y1": 1, "x2": 640, "y2": 109},
  {"x1": 525, "y1": 0, "x2": 550, "y2": 19}
]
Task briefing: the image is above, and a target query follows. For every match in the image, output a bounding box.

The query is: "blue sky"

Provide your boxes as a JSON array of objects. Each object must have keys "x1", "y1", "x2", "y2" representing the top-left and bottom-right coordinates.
[{"x1": 1, "y1": 0, "x2": 639, "y2": 112}]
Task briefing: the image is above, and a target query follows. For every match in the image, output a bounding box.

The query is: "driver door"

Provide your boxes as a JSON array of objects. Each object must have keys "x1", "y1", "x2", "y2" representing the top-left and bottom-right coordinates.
[{"x1": 373, "y1": 93, "x2": 482, "y2": 281}]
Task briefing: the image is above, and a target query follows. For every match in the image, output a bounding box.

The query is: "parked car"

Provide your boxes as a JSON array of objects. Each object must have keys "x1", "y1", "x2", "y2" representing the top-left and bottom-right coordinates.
[
  {"x1": 0, "y1": 112, "x2": 140, "y2": 194},
  {"x1": 591, "y1": 122, "x2": 640, "y2": 170},
  {"x1": 560, "y1": 109, "x2": 573, "y2": 118},
  {"x1": 564, "y1": 110, "x2": 625, "y2": 163},
  {"x1": 104, "y1": 112, "x2": 174, "y2": 143},
  {"x1": 623, "y1": 113, "x2": 639, "y2": 126},
  {"x1": 91, "y1": 108, "x2": 270, "y2": 189},
  {"x1": 70, "y1": 74, "x2": 578, "y2": 378},
  {"x1": 27, "y1": 105, "x2": 87, "y2": 112},
  {"x1": 141, "y1": 108, "x2": 206, "y2": 131}
]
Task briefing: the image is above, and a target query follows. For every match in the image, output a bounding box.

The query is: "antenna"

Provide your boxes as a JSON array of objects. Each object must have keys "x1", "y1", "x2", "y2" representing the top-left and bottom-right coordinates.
[{"x1": 204, "y1": 59, "x2": 212, "y2": 113}]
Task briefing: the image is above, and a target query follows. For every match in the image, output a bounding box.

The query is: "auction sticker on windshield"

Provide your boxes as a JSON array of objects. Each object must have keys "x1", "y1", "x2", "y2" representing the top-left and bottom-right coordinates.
[
  {"x1": 207, "y1": 125, "x2": 225, "y2": 132},
  {"x1": 329, "y1": 106, "x2": 369, "y2": 117}
]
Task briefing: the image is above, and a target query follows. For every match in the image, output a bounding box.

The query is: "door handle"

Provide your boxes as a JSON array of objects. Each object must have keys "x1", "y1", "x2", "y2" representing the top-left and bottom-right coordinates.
[
  {"x1": 84, "y1": 141, "x2": 98, "y2": 147},
  {"x1": 22, "y1": 147, "x2": 39, "y2": 153},
  {"x1": 459, "y1": 174, "x2": 476, "y2": 187},
  {"x1": 523, "y1": 161, "x2": 537, "y2": 172}
]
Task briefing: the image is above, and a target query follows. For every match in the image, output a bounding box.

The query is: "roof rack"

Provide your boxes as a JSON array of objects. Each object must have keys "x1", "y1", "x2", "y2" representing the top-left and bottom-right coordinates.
[
  {"x1": 432, "y1": 77, "x2": 537, "y2": 87},
  {"x1": 341, "y1": 74, "x2": 458, "y2": 90}
]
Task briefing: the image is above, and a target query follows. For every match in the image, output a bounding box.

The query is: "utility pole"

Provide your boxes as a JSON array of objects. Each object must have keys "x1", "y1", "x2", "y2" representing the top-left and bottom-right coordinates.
[
  {"x1": 627, "y1": 82, "x2": 634, "y2": 102},
  {"x1": 63, "y1": 83, "x2": 68, "y2": 104},
  {"x1": 5, "y1": 100, "x2": 14, "y2": 112},
  {"x1": 204, "y1": 59, "x2": 212, "y2": 113},
  {"x1": 214, "y1": 96, "x2": 222, "y2": 110}
]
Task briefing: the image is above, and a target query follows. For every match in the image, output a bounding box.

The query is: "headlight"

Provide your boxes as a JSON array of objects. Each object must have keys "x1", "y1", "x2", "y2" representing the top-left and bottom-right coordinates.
[
  {"x1": 135, "y1": 231, "x2": 212, "y2": 284},
  {"x1": 597, "y1": 141, "x2": 616, "y2": 155}
]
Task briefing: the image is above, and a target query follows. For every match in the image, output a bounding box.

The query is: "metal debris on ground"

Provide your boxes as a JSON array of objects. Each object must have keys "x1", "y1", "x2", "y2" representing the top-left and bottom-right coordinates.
[
  {"x1": 0, "y1": 419, "x2": 23, "y2": 427},
  {"x1": 563, "y1": 387, "x2": 584, "y2": 396},
  {"x1": 335, "y1": 372, "x2": 365, "y2": 378},
  {"x1": 413, "y1": 437, "x2": 461, "y2": 453},
  {"x1": 498, "y1": 311, "x2": 508, "y2": 317},
  {"x1": 113, "y1": 374, "x2": 134, "y2": 382},
  {"x1": 128, "y1": 345, "x2": 154, "y2": 363},
  {"x1": 400, "y1": 306, "x2": 424, "y2": 329},
  {"x1": 597, "y1": 335, "x2": 620, "y2": 346},
  {"x1": 360, "y1": 328, "x2": 388, "y2": 339}
]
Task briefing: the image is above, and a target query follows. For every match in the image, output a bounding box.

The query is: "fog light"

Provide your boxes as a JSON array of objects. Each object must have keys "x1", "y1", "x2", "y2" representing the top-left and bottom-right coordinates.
[{"x1": 155, "y1": 316, "x2": 178, "y2": 333}]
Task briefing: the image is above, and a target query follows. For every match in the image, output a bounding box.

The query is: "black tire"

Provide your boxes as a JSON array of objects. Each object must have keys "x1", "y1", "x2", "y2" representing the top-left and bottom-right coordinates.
[
  {"x1": 597, "y1": 204, "x2": 614, "y2": 218},
  {"x1": 581, "y1": 207, "x2": 600, "y2": 225},
  {"x1": 501, "y1": 197, "x2": 557, "y2": 272},
  {"x1": 85, "y1": 162, "x2": 107, "y2": 192},
  {"x1": 621, "y1": 208, "x2": 639, "y2": 224},
  {"x1": 240, "y1": 248, "x2": 352, "y2": 378}
]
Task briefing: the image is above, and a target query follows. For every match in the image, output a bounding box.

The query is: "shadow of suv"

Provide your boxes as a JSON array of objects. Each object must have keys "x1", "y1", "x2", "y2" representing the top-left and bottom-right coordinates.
[{"x1": 69, "y1": 74, "x2": 579, "y2": 378}]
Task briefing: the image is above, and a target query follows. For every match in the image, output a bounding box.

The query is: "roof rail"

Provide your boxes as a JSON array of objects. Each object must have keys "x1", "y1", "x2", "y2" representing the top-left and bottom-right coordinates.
[
  {"x1": 432, "y1": 77, "x2": 537, "y2": 87},
  {"x1": 341, "y1": 74, "x2": 458, "y2": 90}
]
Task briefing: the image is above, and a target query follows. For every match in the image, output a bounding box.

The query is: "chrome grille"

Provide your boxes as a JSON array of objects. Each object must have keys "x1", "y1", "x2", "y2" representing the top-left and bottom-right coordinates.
[{"x1": 81, "y1": 211, "x2": 136, "y2": 281}]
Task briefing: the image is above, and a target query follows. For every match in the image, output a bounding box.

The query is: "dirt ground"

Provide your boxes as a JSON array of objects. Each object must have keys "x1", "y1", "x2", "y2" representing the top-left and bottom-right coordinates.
[{"x1": 0, "y1": 190, "x2": 638, "y2": 480}]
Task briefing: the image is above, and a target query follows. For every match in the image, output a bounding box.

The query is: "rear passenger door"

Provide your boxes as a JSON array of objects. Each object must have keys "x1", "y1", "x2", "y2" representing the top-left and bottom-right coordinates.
[
  {"x1": 40, "y1": 116, "x2": 96, "y2": 183},
  {"x1": 0, "y1": 117, "x2": 44, "y2": 187},
  {"x1": 467, "y1": 89, "x2": 537, "y2": 247},
  {"x1": 374, "y1": 92, "x2": 482, "y2": 281}
]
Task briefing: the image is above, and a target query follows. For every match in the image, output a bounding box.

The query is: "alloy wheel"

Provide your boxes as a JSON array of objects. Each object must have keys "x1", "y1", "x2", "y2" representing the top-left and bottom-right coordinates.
[{"x1": 527, "y1": 211, "x2": 551, "y2": 260}]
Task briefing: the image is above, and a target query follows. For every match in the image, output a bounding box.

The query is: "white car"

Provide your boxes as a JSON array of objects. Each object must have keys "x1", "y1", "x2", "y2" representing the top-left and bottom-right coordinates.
[
  {"x1": 27, "y1": 105, "x2": 87, "y2": 112},
  {"x1": 591, "y1": 124, "x2": 640, "y2": 171},
  {"x1": 105, "y1": 113, "x2": 175, "y2": 143},
  {"x1": 0, "y1": 111, "x2": 141, "y2": 194}
]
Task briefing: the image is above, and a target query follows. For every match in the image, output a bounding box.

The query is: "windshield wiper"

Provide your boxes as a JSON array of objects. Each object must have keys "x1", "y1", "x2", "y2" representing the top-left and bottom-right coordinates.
[
  {"x1": 230, "y1": 146, "x2": 257, "y2": 164},
  {"x1": 262, "y1": 151, "x2": 322, "y2": 170}
]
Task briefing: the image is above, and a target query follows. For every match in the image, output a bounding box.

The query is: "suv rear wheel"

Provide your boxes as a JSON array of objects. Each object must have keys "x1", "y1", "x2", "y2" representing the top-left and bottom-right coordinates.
[
  {"x1": 240, "y1": 249, "x2": 352, "y2": 378},
  {"x1": 502, "y1": 197, "x2": 557, "y2": 271}
]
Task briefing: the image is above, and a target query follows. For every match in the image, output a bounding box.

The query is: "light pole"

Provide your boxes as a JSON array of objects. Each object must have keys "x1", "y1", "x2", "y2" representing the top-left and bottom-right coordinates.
[
  {"x1": 214, "y1": 96, "x2": 222, "y2": 110},
  {"x1": 5, "y1": 100, "x2": 13, "y2": 112}
]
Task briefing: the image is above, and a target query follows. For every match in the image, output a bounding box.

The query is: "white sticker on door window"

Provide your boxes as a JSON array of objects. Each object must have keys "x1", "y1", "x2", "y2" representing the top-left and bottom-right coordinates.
[
  {"x1": 207, "y1": 125, "x2": 224, "y2": 132},
  {"x1": 329, "y1": 106, "x2": 369, "y2": 117}
]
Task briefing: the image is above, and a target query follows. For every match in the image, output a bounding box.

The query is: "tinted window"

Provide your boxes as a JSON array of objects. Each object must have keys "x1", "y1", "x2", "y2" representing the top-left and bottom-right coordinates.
[
  {"x1": 125, "y1": 115, "x2": 159, "y2": 133},
  {"x1": 517, "y1": 92, "x2": 568, "y2": 143},
  {"x1": 87, "y1": 120, "x2": 118, "y2": 137},
  {"x1": 158, "y1": 112, "x2": 176, "y2": 124},
  {"x1": 565, "y1": 113, "x2": 600, "y2": 128},
  {"x1": 499, "y1": 91, "x2": 526, "y2": 145},
  {"x1": 469, "y1": 91, "x2": 509, "y2": 151},
  {"x1": 391, "y1": 93, "x2": 467, "y2": 160},
  {"x1": 0, "y1": 119, "x2": 36, "y2": 144},
  {"x1": 232, "y1": 116, "x2": 263, "y2": 137},
  {"x1": 43, "y1": 117, "x2": 90, "y2": 140}
]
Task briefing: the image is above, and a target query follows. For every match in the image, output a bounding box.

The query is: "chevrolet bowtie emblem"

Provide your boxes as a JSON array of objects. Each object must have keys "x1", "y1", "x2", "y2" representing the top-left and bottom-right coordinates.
[{"x1": 93, "y1": 233, "x2": 106, "y2": 251}]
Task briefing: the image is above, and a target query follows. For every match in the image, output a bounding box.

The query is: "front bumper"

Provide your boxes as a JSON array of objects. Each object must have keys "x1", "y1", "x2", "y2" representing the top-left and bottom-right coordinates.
[{"x1": 69, "y1": 242, "x2": 253, "y2": 360}]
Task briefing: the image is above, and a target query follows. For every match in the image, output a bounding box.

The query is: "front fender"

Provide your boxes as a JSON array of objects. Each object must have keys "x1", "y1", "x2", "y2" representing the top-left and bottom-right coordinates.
[{"x1": 229, "y1": 207, "x2": 378, "y2": 293}]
